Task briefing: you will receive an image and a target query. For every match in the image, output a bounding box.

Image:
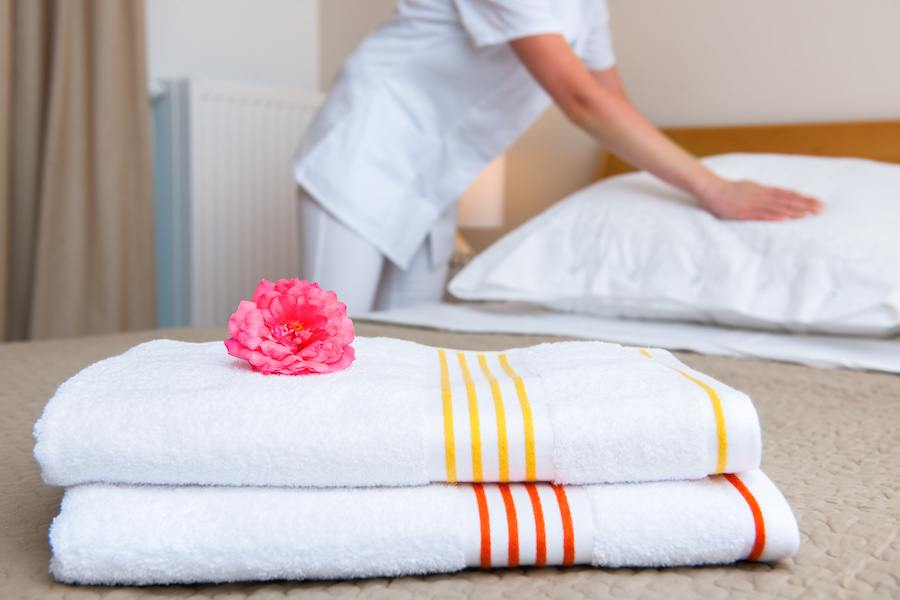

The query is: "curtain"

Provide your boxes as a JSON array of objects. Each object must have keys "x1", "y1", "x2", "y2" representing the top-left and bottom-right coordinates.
[
  {"x1": 0, "y1": 0, "x2": 13, "y2": 341},
  {"x1": 1, "y1": 0, "x2": 155, "y2": 341}
]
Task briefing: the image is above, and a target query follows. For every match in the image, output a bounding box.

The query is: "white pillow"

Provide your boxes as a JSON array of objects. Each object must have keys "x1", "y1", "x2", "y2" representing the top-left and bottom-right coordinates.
[{"x1": 449, "y1": 153, "x2": 900, "y2": 336}]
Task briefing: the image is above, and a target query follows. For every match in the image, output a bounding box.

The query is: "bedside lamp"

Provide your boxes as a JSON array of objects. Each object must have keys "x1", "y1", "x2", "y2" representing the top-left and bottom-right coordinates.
[
  {"x1": 458, "y1": 154, "x2": 506, "y2": 229},
  {"x1": 454, "y1": 155, "x2": 506, "y2": 263}
]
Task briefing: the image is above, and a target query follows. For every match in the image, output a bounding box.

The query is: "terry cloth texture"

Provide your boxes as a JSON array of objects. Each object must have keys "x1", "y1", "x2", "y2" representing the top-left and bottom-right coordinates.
[
  {"x1": 34, "y1": 337, "x2": 760, "y2": 488},
  {"x1": 49, "y1": 471, "x2": 796, "y2": 585},
  {"x1": 2, "y1": 324, "x2": 897, "y2": 597}
]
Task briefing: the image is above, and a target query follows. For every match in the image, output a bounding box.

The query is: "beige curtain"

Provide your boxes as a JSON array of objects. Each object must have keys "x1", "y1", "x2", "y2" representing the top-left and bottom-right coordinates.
[
  {"x1": 0, "y1": 0, "x2": 12, "y2": 341},
  {"x1": 1, "y1": 0, "x2": 155, "y2": 341}
]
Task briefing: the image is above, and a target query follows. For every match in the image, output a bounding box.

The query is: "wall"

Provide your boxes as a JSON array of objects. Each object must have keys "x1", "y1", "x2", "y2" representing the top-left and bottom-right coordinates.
[
  {"x1": 319, "y1": 1, "x2": 900, "y2": 249},
  {"x1": 146, "y1": 0, "x2": 319, "y2": 90},
  {"x1": 319, "y1": 0, "x2": 396, "y2": 89},
  {"x1": 612, "y1": 0, "x2": 900, "y2": 126},
  {"x1": 147, "y1": 0, "x2": 320, "y2": 327}
]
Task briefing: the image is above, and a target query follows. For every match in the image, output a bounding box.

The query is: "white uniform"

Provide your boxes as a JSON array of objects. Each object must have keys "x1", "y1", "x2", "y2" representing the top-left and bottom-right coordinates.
[{"x1": 294, "y1": 0, "x2": 615, "y2": 313}]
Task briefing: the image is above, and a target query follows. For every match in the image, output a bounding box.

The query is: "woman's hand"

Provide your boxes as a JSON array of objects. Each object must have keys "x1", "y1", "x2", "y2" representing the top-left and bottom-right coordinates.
[{"x1": 696, "y1": 177, "x2": 823, "y2": 221}]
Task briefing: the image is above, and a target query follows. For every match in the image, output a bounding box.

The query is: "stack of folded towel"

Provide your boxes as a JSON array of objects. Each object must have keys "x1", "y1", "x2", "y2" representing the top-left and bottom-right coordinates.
[{"x1": 34, "y1": 337, "x2": 799, "y2": 585}]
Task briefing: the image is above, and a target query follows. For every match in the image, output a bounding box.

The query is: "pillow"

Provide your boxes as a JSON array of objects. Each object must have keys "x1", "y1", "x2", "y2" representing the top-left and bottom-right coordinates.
[{"x1": 449, "y1": 153, "x2": 900, "y2": 336}]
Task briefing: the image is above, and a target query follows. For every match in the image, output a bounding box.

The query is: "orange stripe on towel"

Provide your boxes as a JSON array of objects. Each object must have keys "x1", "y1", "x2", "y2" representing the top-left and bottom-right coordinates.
[
  {"x1": 437, "y1": 349, "x2": 457, "y2": 482},
  {"x1": 552, "y1": 484, "x2": 575, "y2": 565},
  {"x1": 478, "y1": 353, "x2": 510, "y2": 482},
  {"x1": 524, "y1": 483, "x2": 547, "y2": 566},
  {"x1": 640, "y1": 348, "x2": 729, "y2": 474},
  {"x1": 498, "y1": 484, "x2": 520, "y2": 567},
  {"x1": 498, "y1": 354, "x2": 537, "y2": 481},
  {"x1": 724, "y1": 474, "x2": 767, "y2": 561},
  {"x1": 472, "y1": 483, "x2": 492, "y2": 568},
  {"x1": 457, "y1": 352, "x2": 484, "y2": 481}
]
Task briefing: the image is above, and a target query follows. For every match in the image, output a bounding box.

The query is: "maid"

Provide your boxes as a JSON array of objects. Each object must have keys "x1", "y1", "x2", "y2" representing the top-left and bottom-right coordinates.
[{"x1": 294, "y1": 0, "x2": 821, "y2": 314}]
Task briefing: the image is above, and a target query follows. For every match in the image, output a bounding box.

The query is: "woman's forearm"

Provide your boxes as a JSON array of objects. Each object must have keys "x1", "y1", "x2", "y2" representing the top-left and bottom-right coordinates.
[
  {"x1": 587, "y1": 67, "x2": 719, "y2": 197},
  {"x1": 567, "y1": 87, "x2": 721, "y2": 199},
  {"x1": 511, "y1": 35, "x2": 721, "y2": 199},
  {"x1": 510, "y1": 34, "x2": 821, "y2": 220}
]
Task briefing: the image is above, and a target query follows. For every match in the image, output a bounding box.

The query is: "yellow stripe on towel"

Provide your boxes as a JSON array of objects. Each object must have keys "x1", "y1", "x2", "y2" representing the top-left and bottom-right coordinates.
[
  {"x1": 477, "y1": 353, "x2": 510, "y2": 482},
  {"x1": 437, "y1": 349, "x2": 457, "y2": 482},
  {"x1": 640, "y1": 348, "x2": 728, "y2": 473},
  {"x1": 498, "y1": 354, "x2": 537, "y2": 481},
  {"x1": 457, "y1": 352, "x2": 484, "y2": 482}
]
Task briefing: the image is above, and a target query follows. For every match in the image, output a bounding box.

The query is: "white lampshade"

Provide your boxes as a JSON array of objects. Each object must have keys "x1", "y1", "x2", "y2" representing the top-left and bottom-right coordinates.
[{"x1": 458, "y1": 154, "x2": 506, "y2": 229}]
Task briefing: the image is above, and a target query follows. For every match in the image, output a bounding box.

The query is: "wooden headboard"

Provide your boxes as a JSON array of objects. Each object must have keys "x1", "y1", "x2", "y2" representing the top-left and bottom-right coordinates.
[{"x1": 595, "y1": 120, "x2": 900, "y2": 180}]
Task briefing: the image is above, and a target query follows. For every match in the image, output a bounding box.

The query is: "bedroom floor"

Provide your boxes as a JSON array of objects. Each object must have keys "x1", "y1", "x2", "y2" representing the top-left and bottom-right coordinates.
[{"x1": 1, "y1": 322, "x2": 897, "y2": 598}]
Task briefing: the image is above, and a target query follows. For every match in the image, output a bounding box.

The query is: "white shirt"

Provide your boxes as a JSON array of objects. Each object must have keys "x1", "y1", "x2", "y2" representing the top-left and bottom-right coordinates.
[{"x1": 294, "y1": 0, "x2": 615, "y2": 269}]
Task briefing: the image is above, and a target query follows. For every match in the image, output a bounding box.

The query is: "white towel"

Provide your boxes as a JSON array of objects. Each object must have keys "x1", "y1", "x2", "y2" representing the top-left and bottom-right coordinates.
[
  {"x1": 34, "y1": 337, "x2": 760, "y2": 487},
  {"x1": 49, "y1": 470, "x2": 798, "y2": 585}
]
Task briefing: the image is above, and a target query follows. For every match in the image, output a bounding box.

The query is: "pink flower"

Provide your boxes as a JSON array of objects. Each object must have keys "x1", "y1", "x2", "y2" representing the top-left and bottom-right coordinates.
[{"x1": 224, "y1": 278, "x2": 355, "y2": 375}]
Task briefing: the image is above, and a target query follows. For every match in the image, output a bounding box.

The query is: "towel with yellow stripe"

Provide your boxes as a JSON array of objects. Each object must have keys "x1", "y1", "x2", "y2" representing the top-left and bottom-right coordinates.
[
  {"x1": 49, "y1": 470, "x2": 798, "y2": 584},
  {"x1": 35, "y1": 337, "x2": 761, "y2": 488}
]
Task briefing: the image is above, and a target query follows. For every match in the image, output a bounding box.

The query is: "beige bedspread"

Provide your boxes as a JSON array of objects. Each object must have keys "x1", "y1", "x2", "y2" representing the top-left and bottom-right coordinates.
[{"x1": 1, "y1": 322, "x2": 897, "y2": 599}]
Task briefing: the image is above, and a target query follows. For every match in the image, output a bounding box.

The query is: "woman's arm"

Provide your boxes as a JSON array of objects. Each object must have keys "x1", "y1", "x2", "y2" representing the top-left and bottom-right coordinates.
[
  {"x1": 591, "y1": 66, "x2": 628, "y2": 100},
  {"x1": 511, "y1": 35, "x2": 822, "y2": 220}
]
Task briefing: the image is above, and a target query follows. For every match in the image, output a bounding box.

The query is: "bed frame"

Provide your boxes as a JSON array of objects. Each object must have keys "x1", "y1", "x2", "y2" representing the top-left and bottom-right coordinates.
[{"x1": 595, "y1": 119, "x2": 900, "y2": 180}]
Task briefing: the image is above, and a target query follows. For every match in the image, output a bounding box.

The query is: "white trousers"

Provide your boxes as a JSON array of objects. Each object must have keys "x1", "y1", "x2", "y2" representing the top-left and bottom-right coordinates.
[{"x1": 299, "y1": 190, "x2": 456, "y2": 315}]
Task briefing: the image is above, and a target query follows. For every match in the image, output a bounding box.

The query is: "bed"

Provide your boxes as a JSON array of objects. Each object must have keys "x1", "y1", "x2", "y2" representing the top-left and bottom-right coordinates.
[
  {"x1": 2, "y1": 122, "x2": 899, "y2": 598},
  {"x1": 367, "y1": 119, "x2": 900, "y2": 374},
  {"x1": 1, "y1": 321, "x2": 897, "y2": 598}
]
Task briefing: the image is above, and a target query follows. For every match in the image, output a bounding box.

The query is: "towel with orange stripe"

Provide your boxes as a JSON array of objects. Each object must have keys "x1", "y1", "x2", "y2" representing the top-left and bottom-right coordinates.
[
  {"x1": 36, "y1": 337, "x2": 761, "y2": 488},
  {"x1": 49, "y1": 470, "x2": 798, "y2": 584}
]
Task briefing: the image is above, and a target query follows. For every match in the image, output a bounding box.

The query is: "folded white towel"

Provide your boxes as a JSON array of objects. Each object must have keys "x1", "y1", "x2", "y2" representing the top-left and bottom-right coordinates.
[
  {"x1": 49, "y1": 470, "x2": 798, "y2": 584},
  {"x1": 34, "y1": 337, "x2": 760, "y2": 487}
]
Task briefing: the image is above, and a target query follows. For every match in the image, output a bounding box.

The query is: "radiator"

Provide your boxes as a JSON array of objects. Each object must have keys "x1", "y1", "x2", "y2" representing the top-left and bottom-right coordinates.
[{"x1": 152, "y1": 79, "x2": 323, "y2": 328}]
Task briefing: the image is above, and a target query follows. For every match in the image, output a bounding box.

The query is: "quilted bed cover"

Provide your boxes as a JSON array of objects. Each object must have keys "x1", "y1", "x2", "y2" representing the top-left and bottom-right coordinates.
[{"x1": 1, "y1": 322, "x2": 896, "y2": 599}]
